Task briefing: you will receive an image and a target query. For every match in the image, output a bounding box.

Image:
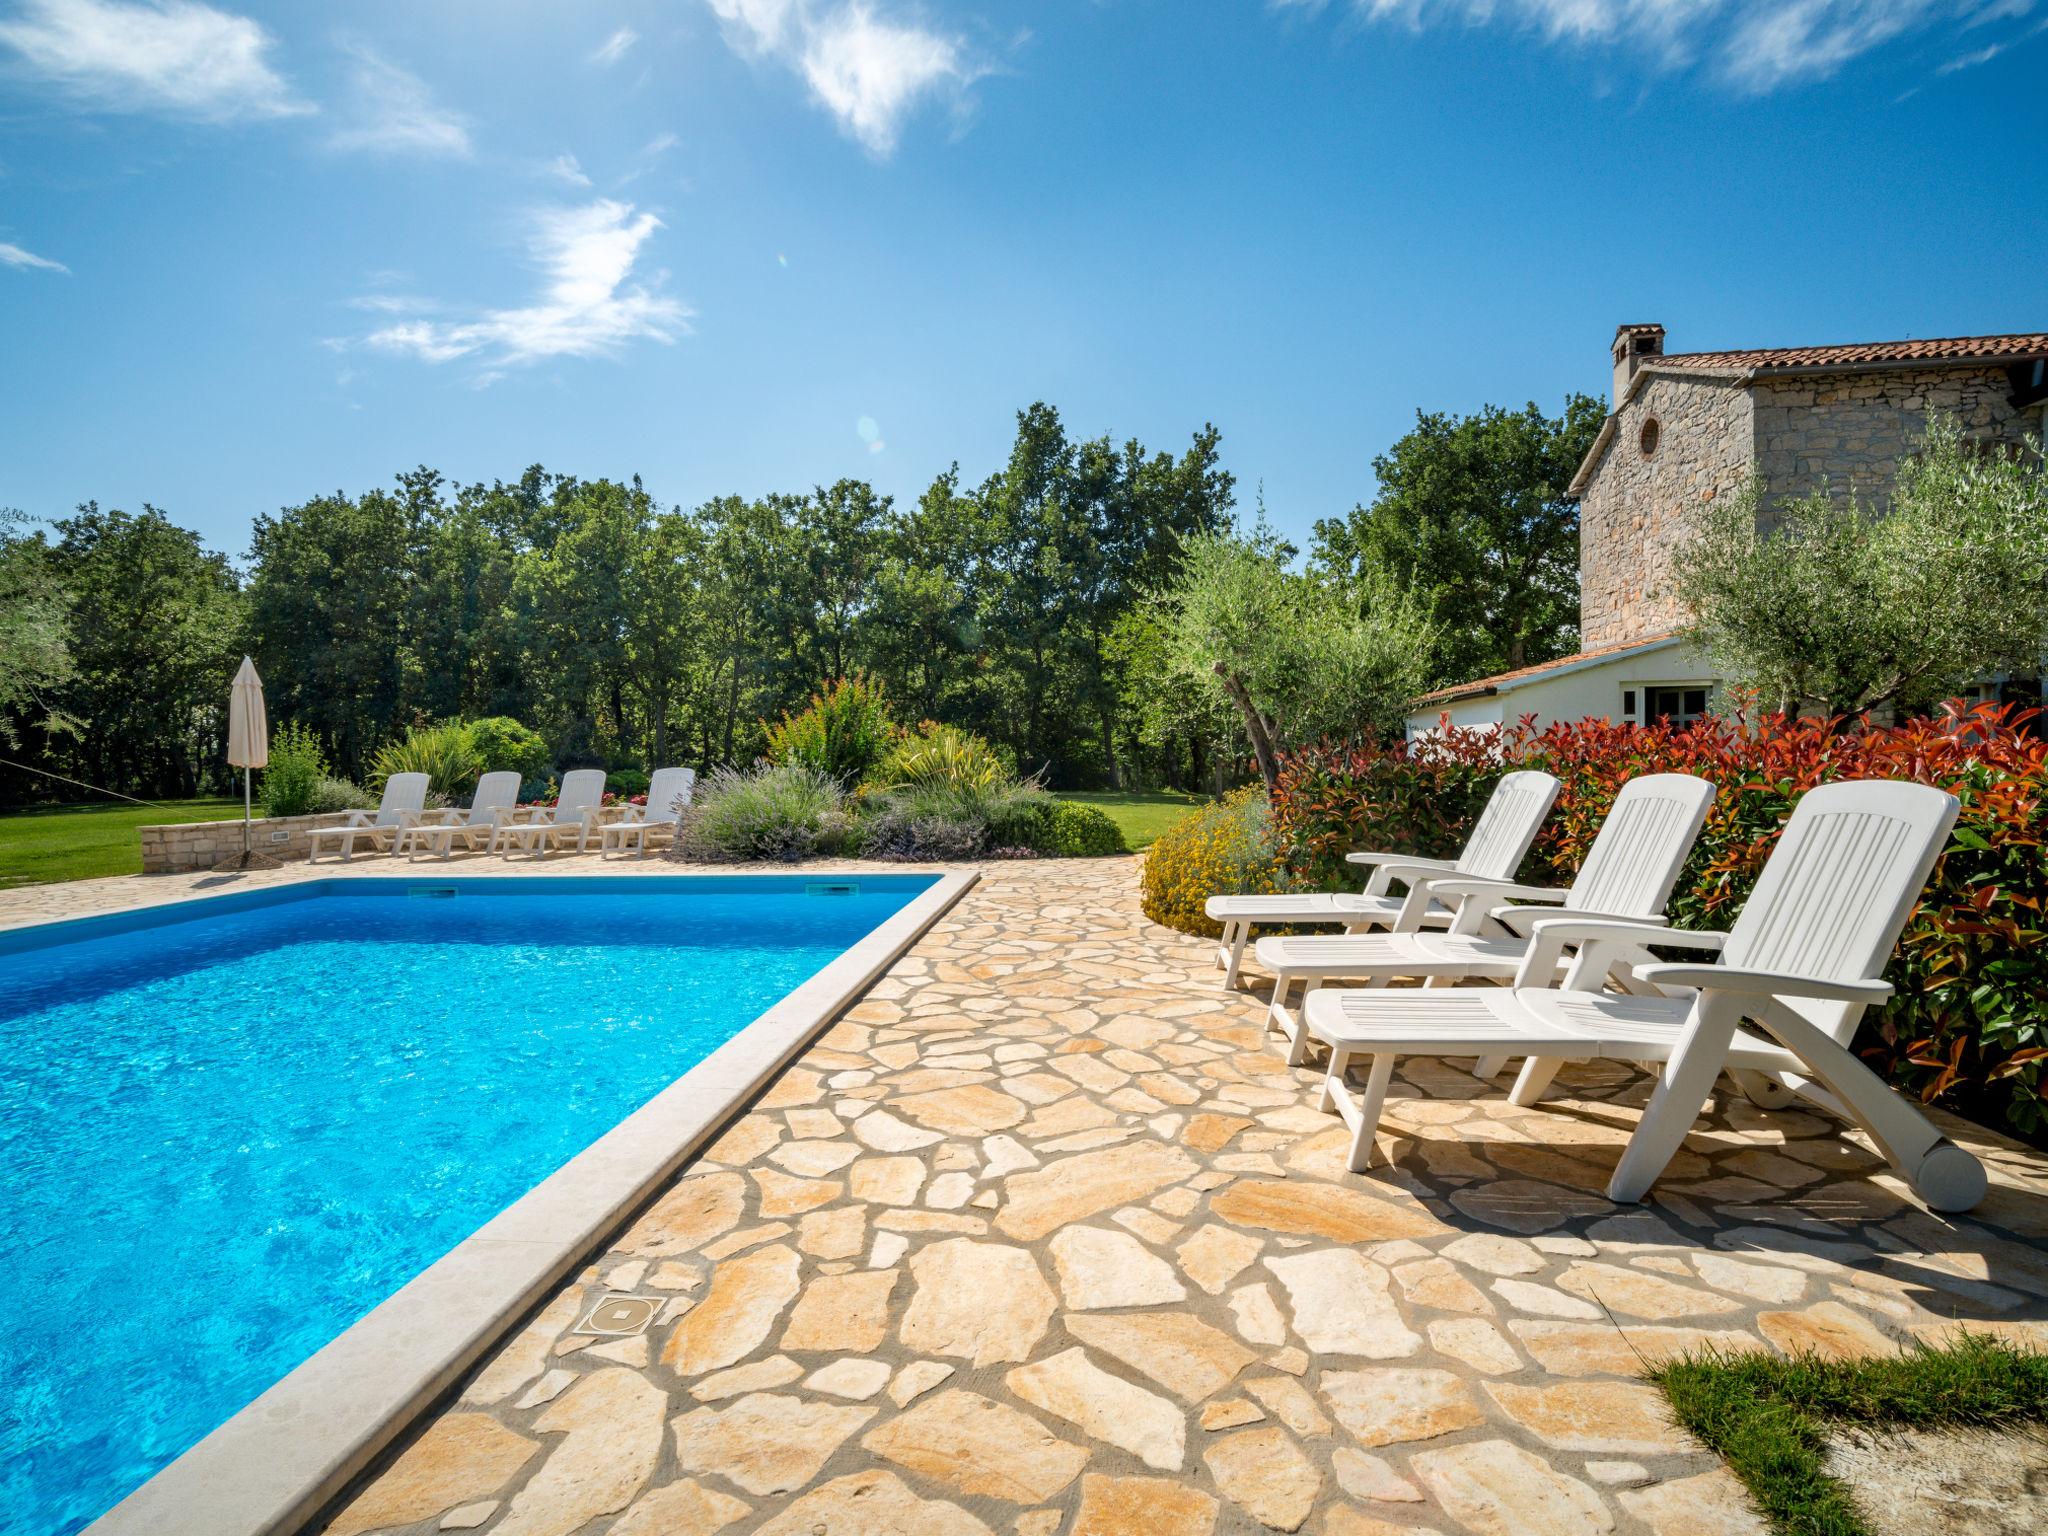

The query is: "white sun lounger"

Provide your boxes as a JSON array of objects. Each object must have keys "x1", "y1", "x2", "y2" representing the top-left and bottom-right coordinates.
[
  {"x1": 1205, "y1": 769, "x2": 1561, "y2": 987},
  {"x1": 305, "y1": 773, "x2": 430, "y2": 863},
  {"x1": 1306, "y1": 778, "x2": 1987, "y2": 1212},
  {"x1": 1257, "y1": 772, "x2": 1716, "y2": 1065},
  {"x1": 491, "y1": 768, "x2": 607, "y2": 858},
  {"x1": 393, "y1": 771, "x2": 522, "y2": 860},
  {"x1": 597, "y1": 766, "x2": 697, "y2": 857}
]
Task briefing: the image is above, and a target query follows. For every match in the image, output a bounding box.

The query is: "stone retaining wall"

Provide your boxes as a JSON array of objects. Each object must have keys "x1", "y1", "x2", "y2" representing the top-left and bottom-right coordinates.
[{"x1": 140, "y1": 812, "x2": 357, "y2": 874}]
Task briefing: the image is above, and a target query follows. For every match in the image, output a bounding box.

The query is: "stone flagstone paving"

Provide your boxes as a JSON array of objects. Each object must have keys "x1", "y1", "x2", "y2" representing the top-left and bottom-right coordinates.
[{"x1": 15, "y1": 853, "x2": 2044, "y2": 1535}]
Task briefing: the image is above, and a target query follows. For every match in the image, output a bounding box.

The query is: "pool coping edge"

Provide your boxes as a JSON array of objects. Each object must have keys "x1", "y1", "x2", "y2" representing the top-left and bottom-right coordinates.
[{"x1": 82, "y1": 866, "x2": 980, "y2": 1536}]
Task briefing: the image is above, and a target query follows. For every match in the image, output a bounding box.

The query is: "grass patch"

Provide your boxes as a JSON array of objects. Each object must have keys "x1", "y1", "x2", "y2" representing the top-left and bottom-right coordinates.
[
  {"x1": 1651, "y1": 1332, "x2": 2048, "y2": 1536},
  {"x1": 1055, "y1": 789, "x2": 1212, "y2": 851},
  {"x1": 0, "y1": 798, "x2": 241, "y2": 889}
]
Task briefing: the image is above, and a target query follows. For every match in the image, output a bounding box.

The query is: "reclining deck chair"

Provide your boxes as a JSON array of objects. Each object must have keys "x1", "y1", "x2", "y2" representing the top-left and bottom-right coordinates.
[
  {"x1": 1304, "y1": 779, "x2": 1986, "y2": 1212},
  {"x1": 394, "y1": 771, "x2": 521, "y2": 860},
  {"x1": 1204, "y1": 769, "x2": 1561, "y2": 987},
  {"x1": 305, "y1": 773, "x2": 429, "y2": 863},
  {"x1": 596, "y1": 766, "x2": 696, "y2": 857},
  {"x1": 491, "y1": 769, "x2": 607, "y2": 858},
  {"x1": 1256, "y1": 773, "x2": 1715, "y2": 1065}
]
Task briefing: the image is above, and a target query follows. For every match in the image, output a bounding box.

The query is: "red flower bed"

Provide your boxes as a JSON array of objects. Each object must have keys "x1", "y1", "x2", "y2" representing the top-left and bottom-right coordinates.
[{"x1": 1271, "y1": 703, "x2": 2048, "y2": 1138}]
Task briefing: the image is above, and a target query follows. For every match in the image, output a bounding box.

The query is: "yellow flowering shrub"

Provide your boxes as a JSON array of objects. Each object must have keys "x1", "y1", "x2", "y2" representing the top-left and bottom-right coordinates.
[{"x1": 1140, "y1": 786, "x2": 1283, "y2": 938}]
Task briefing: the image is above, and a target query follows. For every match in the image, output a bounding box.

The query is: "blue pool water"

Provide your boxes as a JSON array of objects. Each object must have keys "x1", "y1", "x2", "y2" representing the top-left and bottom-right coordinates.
[{"x1": 0, "y1": 874, "x2": 931, "y2": 1536}]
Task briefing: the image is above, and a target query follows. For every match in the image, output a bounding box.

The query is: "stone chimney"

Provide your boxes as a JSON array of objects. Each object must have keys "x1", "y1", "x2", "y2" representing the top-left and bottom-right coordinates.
[{"x1": 1611, "y1": 323, "x2": 1665, "y2": 405}]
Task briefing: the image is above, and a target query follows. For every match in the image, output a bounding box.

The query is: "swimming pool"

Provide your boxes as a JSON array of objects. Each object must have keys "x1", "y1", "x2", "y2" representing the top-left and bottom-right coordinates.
[{"x1": 0, "y1": 874, "x2": 937, "y2": 1536}]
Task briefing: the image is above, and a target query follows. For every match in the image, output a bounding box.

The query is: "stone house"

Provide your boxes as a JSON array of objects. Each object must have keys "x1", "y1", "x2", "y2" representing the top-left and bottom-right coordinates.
[{"x1": 1406, "y1": 325, "x2": 2048, "y2": 736}]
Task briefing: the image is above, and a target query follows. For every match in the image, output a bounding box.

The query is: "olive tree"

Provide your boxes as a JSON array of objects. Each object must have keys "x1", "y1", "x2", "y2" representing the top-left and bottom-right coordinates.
[
  {"x1": 1674, "y1": 418, "x2": 2048, "y2": 720},
  {"x1": 1153, "y1": 526, "x2": 1437, "y2": 791}
]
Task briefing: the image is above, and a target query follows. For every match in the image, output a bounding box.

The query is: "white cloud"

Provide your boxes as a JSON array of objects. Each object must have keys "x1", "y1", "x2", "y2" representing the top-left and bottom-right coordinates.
[
  {"x1": 1327, "y1": 0, "x2": 2030, "y2": 90},
  {"x1": 1, "y1": 239, "x2": 68, "y2": 272},
  {"x1": 590, "y1": 25, "x2": 638, "y2": 65},
  {"x1": 547, "y1": 152, "x2": 593, "y2": 186},
  {"x1": 706, "y1": 0, "x2": 978, "y2": 156},
  {"x1": 0, "y1": 0, "x2": 307, "y2": 120},
  {"x1": 359, "y1": 199, "x2": 690, "y2": 370},
  {"x1": 328, "y1": 44, "x2": 470, "y2": 157}
]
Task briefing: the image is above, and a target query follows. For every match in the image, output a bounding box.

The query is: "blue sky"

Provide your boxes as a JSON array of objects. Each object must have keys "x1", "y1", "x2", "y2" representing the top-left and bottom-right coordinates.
[{"x1": 2, "y1": 0, "x2": 2042, "y2": 555}]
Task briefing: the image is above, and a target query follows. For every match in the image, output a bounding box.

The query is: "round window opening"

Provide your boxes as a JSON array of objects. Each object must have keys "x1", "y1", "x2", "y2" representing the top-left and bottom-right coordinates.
[{"x1": 1639, "y1": 417, "x2": 1661, "y2": 458}]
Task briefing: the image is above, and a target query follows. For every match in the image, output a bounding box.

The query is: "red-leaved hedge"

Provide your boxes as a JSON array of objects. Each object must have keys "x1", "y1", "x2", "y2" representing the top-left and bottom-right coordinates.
[{"x1": 1269, "y1": 704, "x2": 2048, "y2": 1139}]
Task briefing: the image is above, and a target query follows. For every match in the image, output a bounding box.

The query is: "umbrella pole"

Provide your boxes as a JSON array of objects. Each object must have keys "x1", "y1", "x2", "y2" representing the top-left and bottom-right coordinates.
[{"x1": 243, "y1": 766, "x2": 252, "y2": 857}]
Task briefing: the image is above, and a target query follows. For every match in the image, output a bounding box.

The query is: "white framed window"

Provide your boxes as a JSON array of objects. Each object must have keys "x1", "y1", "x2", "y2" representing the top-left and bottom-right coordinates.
[{"x1": 1623, "y1": 683, "x2": 1714, "y2": 727}]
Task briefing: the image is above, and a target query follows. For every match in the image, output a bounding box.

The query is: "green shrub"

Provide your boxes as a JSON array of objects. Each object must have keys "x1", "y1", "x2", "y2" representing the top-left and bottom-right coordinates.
[
  {"x1": 307, "y1": 776, "x2": 374, "y2": 813},
  {"x1": 1045, "y1": 801, "x2": 1127, "y2": 857},
  {"x1": 766, "y1": 675, "x2": 895, "y2": 783},
  {"x1": 1139, "y1": 786, "x2": 1282, "y2": 937},
  {"x1": 671, "y1": 763, "x2": 846, "y2": 862},
  {"x1": 259, "y1": 724, "x2": 329, "y2": 818},
  {"x1": 875, "y1": 721, "x2": 1009, "y2": 796},
  {"x1": 371, "y1": 722, "x2": 485, "y2": 798},
  {"x1": 984, "y1": 782, "x2": 1058, "y2": 850},
  {"x1": 608, "y1": 768, "x2": 652, "y2": 798},
  {"x1": 466, "y1": 717, "x2": 551, "y2": 782}
]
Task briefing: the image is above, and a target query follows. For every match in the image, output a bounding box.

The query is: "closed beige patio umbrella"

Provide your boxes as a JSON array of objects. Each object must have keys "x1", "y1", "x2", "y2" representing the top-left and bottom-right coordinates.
[{"x1": 220, "y1": 656, "x2": 280, "y2": 870}]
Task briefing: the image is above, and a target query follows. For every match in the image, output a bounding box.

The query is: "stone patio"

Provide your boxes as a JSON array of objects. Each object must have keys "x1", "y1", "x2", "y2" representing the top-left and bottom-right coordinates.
[{"x1": 17, "y1": 852, "x2": 2048, "y2": 1536}]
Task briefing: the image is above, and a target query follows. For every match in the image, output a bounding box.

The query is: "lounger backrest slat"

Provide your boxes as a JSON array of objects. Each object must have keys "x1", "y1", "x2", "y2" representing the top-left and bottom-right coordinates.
[
  {"x1": 1452, "y1": 770, "x2": 1561, "y2": 879},
  {"x1": 555, "y1": 769, "x2": 607, "y2": 811},
  {"x1": 644, "y1": 767, "x2": 696, "y2": 825},
  {"x1": 1722, "y1": 779, "x2": 1959, "y2": 1041},
  {"x1": 378, "y1": 773, "x2": 430, "y2": 825},
  {"x1": 471, "y1": 771, "x2": 520, "y2": 815},
  {"x1": 1565, "y1": 773, "x2": 1716, "y2": 918}
]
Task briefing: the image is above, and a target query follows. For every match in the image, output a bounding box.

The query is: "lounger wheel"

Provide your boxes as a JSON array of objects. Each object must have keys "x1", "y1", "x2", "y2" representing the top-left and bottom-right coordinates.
[{"x1": 1912, "y1": 1141, "x2": 1988, "y2": 1213}]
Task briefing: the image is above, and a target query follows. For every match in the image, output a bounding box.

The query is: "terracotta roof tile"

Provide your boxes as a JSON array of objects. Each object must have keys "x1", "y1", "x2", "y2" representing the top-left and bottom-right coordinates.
[
  {"x1": 1650, "y1": 332, "x2": 2048, "y2": 372},
  {"x1": 1411, "y1": 631, "x2": 1680, "y2": 708}
]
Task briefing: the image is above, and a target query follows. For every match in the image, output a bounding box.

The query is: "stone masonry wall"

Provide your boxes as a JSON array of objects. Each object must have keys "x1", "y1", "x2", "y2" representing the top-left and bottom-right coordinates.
[
  {"x1": 1578, "y1": 371, "x2": 1753, "y2": 649},
  {"x1": 140, "y1": 812, "x2": 356, "y2": 873},
  {"x1": 1751, "y1": 363, "x2": 2036, "y2": 510}
]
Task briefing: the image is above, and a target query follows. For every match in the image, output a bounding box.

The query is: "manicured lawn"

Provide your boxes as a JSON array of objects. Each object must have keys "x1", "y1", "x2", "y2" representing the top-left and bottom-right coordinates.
[
  {"x1": 1652, "y1": 1333, "x2": 2048, "y2": 1536},
  {"x1": 1057, "y1": 789, "x2": 1210, "y2": 850},
  {"x1": 0, "y1": 798, "x2": 241, "y2": 889}
]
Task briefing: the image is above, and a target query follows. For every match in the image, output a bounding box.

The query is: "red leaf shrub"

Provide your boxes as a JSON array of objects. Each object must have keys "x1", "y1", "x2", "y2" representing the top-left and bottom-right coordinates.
[{"x1": 1270, "y1": 703, "x2": 2048, "y2": 1139}]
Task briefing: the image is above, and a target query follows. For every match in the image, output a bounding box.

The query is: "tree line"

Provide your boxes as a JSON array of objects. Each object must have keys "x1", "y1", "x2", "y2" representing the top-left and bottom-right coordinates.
[{"x1": 1, "y1": 397, "x2": 1606, "y2": 806}]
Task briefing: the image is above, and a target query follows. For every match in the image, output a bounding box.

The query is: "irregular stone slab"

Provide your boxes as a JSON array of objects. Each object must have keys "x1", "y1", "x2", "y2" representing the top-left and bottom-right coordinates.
[
  {"x1": 996, "y1": 1140, "x2": 1200, "y2": 1240},
  {"x1": 1618, "y1": 1466, "x2": 1770, "y2": 1535},
  {"x1": 1491, "y1": 1278, "x2": 1604, "y2": 1319},
  {"x1": 326, "y1": 1414, "x2": 540, "y2": 1536},
  {"x1": 1556, "y1": 1262, "x2": 1745, "y2": 1321},
  {"x1": 1441, "y1": 1233, "x2": 1546, "y2": 1276},
  {"x1": 751, "y1": 1168, "x2": 841, "y2": 1218},
  {"x1": 849, "y1": 1155, "x2": 927, "y2": 1206},
  {"x1": 852, "y1": 1107, "x2": 946, "y2": 1151},
  {"x1": 670, "y1": 1392, "x2": 877, "y2": 1497},
  {"x1": 1050, "y1": 1225, "x2": 1187, "y2": 1309},
  {"x1": 662, "y1": 1243, "x2": 803, "y2": 1376},
  {"x1": 1211, "y1": 1179, "x2": 1446, "y2": 1242},
  {"x1": 896, "y1": 1084, "x2": 1028, "y2": 1135},
  {"x1": 1177, "y1": 1224, "x2": 1266, "y2": 1295},
  {"x1": 1508, "y1": 1321, "x2": 1761, "y2": 1376},
  {"x1": 768, "y1": 1138, "x2": 862, "y2": 1177},
  {"x1": 1229, "y1": 1282, "x2": 1288, "y2": 1346},
  {"x1": 1321, "y1": 1369, "x2": 1485, "y2": 1447},
  {"x1": 1325, "y1": 1509, "x2": 1446, "y2": 1536},
  {"x1": 495, "y1": 1368, "x2": 667, "y2": 1536},
  {"x1": 1202, "y1": 1426, "x2": 1321, "y2": 1532},
  {"x1": 805, "y1": 1357, "x2": 893, "y2": 1400},
  {"x1": 690, "y1": 1356, "x2": 802, "y2": 1401},
  {"x1": 1332, "y1": 1447, "x2": 1424, "y2": 1503},
  {"x1": 1823, "y1": 1423, "x2": 2048, "y2": 1536},
  {"x1": 1427, "y1": 1318, "x2": 1522, "y2": 1375},
  {"x1": 1692, "y1": 1254, "x2": 1808, "y2": 1304},
  {"x1": 1487, "y1": 1381, "x2": 1692, "y2": 1455},
  {"x1": 1758, "y1": 1300, "x2": 1901, "y2": 1360},
  {"x1": 1393, "y1": 1257, "x2": 1494, "y2": 1315},
  {"x1": 1243, "y1": 1374, "x2": 1330, "y2": 1437},
  {"x1": 1065, "y1": 1312, "x2": 1256, "y2": 1402},
  {"x1": 899, "y1": 1238, "x2": 1057, "y2": 1364},
  {"x1": 1007, "y1": 1347, "x2": 1187, "y2": 1471},
  {"x1": 747, "y1": 1470, "x2": 994, "y2": 1536},
  {"x1": 620, "y1": 1171, "x2": 745, "y2": 1257},
  {"x1": 1202, "y1": 1399, "x2": 1265, "y2": 1430},
  {"x1": 797, "y1": 1204, "x2": 866, "y2": 1260},
  {"x1": 888, "y1": 1360, "x2": 955, "y2": 1405},
  {"x1": 1072, "y1": 1473, "x2": 1220, "y2": 1535},
  {"x1": 1411, "y1": 1438, "x2": 1613, "y2": 1535},
  {"x1": 1448, "y1": 1179, "x2": 1613, "y2": 1234},
  {"x1": 606, "y1": 1478, "x2": 750, "y2": 1536},
  {"x1": 780, "y1": 1267, "x2": 899, "y2": 1353},
  {"x1": 863, "y1": 1389, "x2": 1089, "y2": 1503},
  {"x1": 1266, "y1": 1250, "x2": 1422, "y2": 1357},
  {"x1": 463, "y1": 1290, "x2": 584, "y2": 1405},
  {"x1": 1184, "y1": 1112, "x2": 1255, "y2": 1153}
]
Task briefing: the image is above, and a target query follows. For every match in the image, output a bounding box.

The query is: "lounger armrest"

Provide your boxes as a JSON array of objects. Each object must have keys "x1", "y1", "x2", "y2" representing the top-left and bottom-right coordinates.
[
  {"x1": 1631, "y1": 965, "x2": 1894, "y2": 1005},
  {"x1": 1399, "y1": 877, "x2": 1558, "y2": 936},
  {"x1": 1514, "y1": 918, "x2": 1722, "y2": 989},
  {"x1": 340, "y1": 810, "x2": 376, "y2": 827},
  {"x1": 1488, "y1": 904, "x2": 1665, "y2": 939},
  {"x1": 1344, "y1": 850, "x2": 1456, "y2": 871},
  {"x1": 1366, "y1": 858, "x2": 1471, "y2": 899}
]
